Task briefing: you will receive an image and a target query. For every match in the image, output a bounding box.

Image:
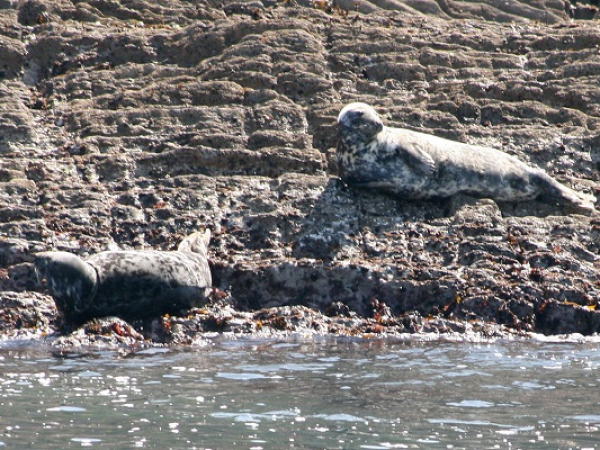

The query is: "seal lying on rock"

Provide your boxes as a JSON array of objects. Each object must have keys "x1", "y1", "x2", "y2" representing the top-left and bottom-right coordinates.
[
  {"x1": 337, "y1": 102, "x2": 596, "y2": 212},
  {"x1": 35, "y1": 230, "x2": 212, "y2": 325}
]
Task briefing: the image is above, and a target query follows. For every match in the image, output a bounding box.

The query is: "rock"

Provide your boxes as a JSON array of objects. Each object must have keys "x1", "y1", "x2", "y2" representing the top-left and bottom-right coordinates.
[{"x1": 0, "y1": 0, "x2": 598, "y2": 345}]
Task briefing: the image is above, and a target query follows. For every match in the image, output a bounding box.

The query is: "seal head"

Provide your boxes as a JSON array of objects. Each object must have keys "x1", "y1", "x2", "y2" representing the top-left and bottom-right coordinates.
[
  {"x1": 35, "y1": 251, "x2": 98, "y2": 316},
  {"x1": 338, "y1": 102, "x2": 384, "y2": 142}
]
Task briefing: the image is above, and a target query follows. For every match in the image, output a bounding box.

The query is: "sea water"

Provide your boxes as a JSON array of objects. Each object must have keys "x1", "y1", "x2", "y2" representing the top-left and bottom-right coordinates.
[{"x1": 1, "y1": 336, "x2": 599, "y2": 449}]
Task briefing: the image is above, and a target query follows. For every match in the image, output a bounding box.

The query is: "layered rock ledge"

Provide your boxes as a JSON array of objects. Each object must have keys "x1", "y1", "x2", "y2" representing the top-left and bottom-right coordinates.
[{"x1": 1, "y1": 0, "x2": 599, "y2": 345}]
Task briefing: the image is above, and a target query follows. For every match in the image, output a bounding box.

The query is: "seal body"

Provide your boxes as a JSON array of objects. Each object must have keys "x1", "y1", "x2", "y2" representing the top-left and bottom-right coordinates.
[
  {"x1": 337, "y1": 102, "x2": 596, "y2": 211},
  {"x1": 35, "y1": 231, "x2": 212, "y2": 325}
]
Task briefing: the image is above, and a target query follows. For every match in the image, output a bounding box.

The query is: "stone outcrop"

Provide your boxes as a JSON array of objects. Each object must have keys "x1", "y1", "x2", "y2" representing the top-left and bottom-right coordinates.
[{"x1": 1, "y1": 0, "x2": 599, "y2": 343}]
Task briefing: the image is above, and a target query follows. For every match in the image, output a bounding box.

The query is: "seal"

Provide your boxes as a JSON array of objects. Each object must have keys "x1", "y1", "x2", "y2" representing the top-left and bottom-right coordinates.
[
  {"x1": 337, "y1": 102, "x2": 596, "y2": 212},
  {"x1": 35, "y1": 230, "x2": 212, "y2": 325}
]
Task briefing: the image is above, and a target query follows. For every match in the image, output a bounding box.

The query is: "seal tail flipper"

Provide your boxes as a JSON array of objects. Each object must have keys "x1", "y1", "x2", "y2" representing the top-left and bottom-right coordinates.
[
  {"x1": 178, "y1": 229, "x2": 211, "y2": 255},
  {"x1": 35, "y1": 251, "x2": 98, "y2": 318},
  {"x1": 531, "y1": 170, "x2": 596, "y2": 213}
]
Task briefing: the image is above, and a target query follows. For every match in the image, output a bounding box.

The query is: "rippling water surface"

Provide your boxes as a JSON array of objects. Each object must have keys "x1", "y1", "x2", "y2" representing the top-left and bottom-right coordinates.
[{"x1": 1, "y1": 336, "x2": 599, "y2": 449}]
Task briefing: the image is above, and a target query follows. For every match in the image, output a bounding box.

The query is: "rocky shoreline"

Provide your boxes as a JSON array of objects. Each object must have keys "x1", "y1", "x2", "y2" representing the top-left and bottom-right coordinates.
[{"x1": 1, "y1": 0, "x2": 600, "y2": 346}]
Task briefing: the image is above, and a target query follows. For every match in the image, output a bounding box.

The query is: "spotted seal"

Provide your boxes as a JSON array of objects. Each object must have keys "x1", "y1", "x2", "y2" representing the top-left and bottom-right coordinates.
[
  {"x1": 35, "y1": 230, "x2": 212, "y2": 325},
  {"x1": 337, "y1": 102, "x2": 596, "y2": 212}
]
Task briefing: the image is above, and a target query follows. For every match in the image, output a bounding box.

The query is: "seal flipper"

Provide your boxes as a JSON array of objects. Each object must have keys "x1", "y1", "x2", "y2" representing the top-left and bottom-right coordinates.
[
  {"x1": 530, "y1": 170, "x2": 596, "y2": 213},
  {"x1": 177, "y1": 229, "x2": 211, "y2": 255},
  {"x1": 391, "y1": 139, "x2": 436, "y2": 175},
  {"x1": 35, "y1": 252, "x2": 98, "y2": 320},
  {"x1": 141, "y1": 286, "x2": 211, "y2": 318}
]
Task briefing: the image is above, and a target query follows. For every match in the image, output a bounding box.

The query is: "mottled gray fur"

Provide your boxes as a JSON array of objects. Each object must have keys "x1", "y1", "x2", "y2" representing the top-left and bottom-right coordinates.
[
  {"x1": 35, "y1": 230, "x2": 212, "y2": 325},
  {"x1": 337, "y1": 102, "x2": 595, "y2": 212}
]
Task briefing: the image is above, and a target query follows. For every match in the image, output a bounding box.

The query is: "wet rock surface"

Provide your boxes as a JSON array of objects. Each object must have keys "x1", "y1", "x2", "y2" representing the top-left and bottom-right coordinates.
[{"x1": 1, "y1": 0, "x2": 600, "y2": 345}]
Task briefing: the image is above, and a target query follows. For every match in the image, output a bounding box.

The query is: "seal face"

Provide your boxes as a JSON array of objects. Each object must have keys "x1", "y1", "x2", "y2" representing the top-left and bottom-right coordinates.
[
  {"x1": 35, "y1": 230, "x2": 212, "y2": 325},
  {"x1": 336, "y1": 102, "x2": 595, "y2": 211}
]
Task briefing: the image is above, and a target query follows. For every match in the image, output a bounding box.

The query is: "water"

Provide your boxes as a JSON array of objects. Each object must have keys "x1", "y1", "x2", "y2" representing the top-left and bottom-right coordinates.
[{"x1": 1, "y1": 336, "x2": 600, "y2": 449}]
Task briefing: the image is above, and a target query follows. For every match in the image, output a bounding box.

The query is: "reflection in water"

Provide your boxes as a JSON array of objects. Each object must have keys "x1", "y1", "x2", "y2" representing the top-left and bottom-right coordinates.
[{"x1": 1, "y1": 337, "x2": 600, "y2": 449}]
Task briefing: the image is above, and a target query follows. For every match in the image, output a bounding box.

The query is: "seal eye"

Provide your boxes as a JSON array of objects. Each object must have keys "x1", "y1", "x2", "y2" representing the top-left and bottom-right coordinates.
[
  {"x1": 348, "y1": 111, "x2": 364, "y2": 126},
  {"x1": 358, "y1": 118, "x2": 382, "y2": 136}
]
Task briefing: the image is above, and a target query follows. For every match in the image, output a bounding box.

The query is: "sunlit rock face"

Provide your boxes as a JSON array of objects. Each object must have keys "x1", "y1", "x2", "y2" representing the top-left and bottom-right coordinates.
[{"x1": 1, "y1": 0, "x2": 599, "y2": 342}]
